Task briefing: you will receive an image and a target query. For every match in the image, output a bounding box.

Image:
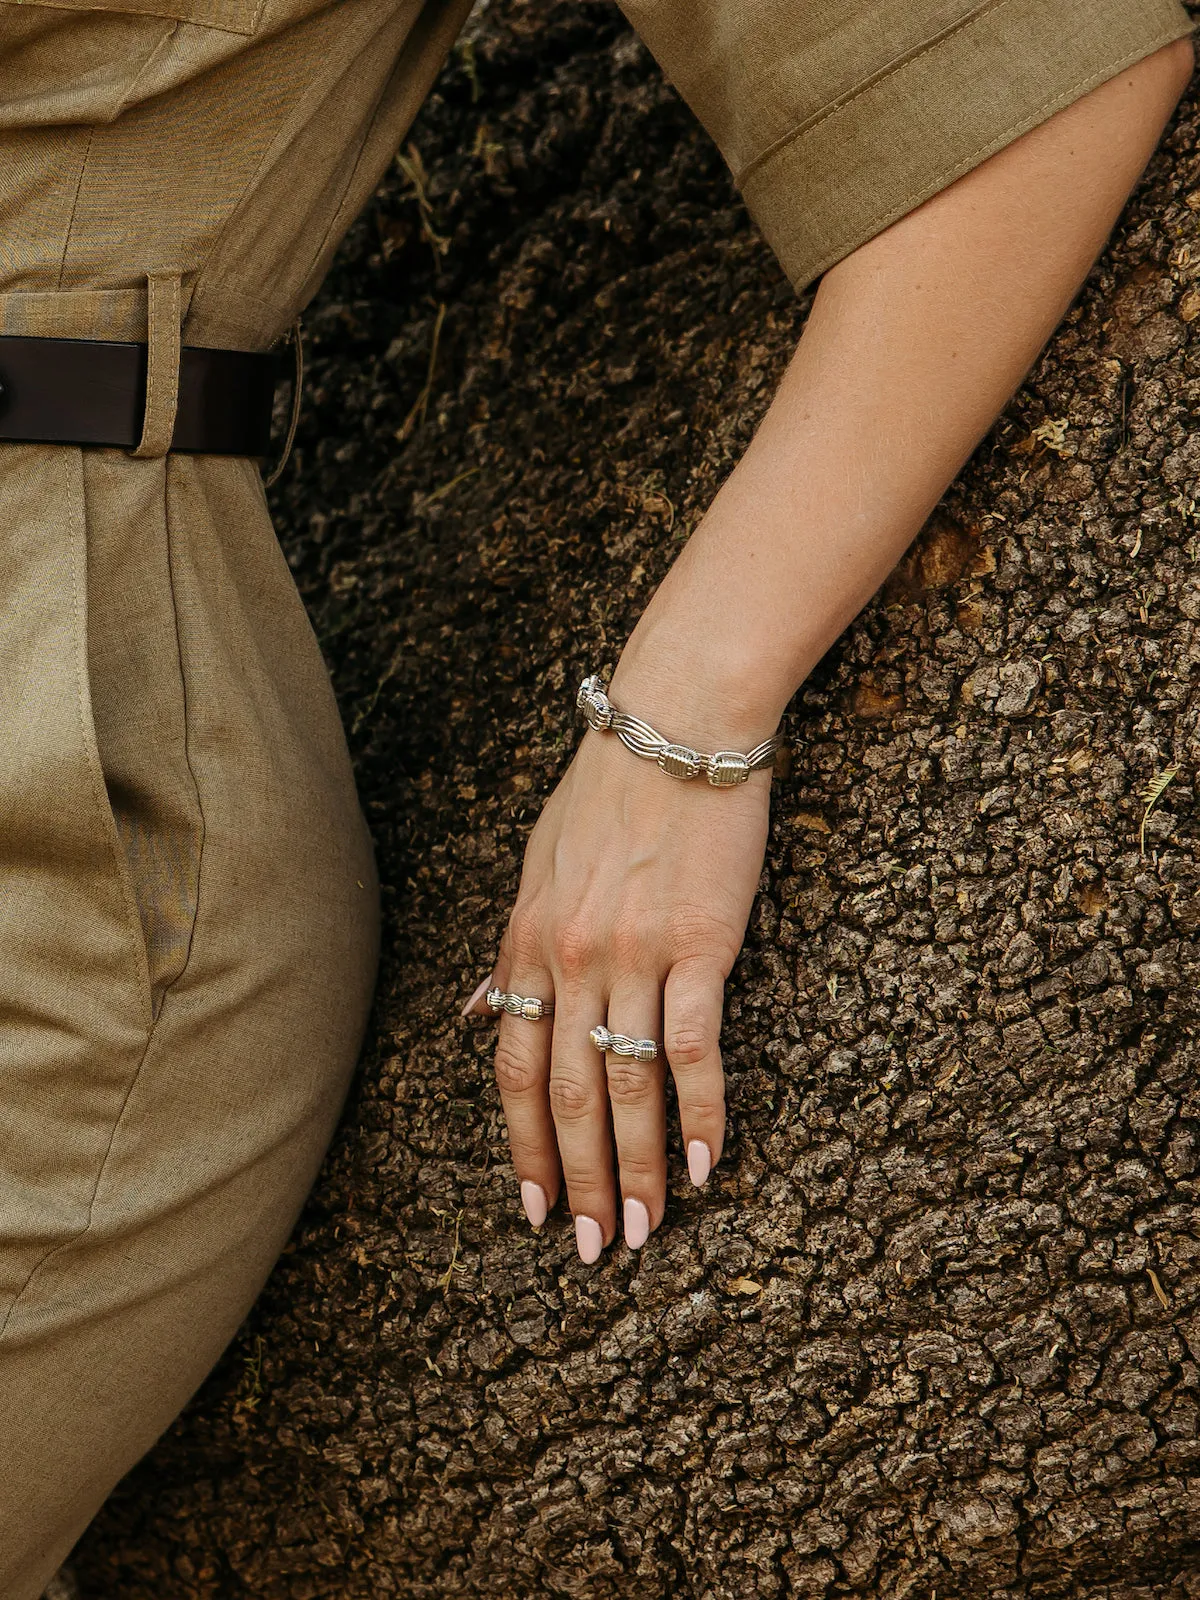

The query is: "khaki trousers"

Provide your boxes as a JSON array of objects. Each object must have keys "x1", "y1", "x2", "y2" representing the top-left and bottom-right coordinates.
[
  {"x1": 0, "y1": 0, "x2": 1188, "y2": 1594},
  {"x1": 0, "y1": 449, "x2": 380, "y2": 1597},
  {"x1": 0, "y1": 0, "x2": 480, "y2": 1588}
]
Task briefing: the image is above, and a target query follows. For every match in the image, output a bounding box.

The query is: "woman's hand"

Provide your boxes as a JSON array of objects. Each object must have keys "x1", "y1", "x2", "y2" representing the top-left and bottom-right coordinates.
[{"x1": 466, "y1": 702, "x2": 772, "y2": 1262}]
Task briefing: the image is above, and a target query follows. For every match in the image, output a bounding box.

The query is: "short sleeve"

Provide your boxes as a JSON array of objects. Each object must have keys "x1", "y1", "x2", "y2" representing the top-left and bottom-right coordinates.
[{"x1": 617, "y1": 0, "x2": 1196, "y2": 292}]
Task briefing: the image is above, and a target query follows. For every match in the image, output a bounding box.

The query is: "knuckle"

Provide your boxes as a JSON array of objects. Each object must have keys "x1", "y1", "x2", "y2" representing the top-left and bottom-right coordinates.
[
  {"x1": 506, "y1": 905, "x2": 543, "y2": 965},
  {"x1": 493, "y1": 1040, "x2": 543, "y2": 1098},
  {"x1": 548, "y1": 1071, "x2": 594, "y2": 1122},
  {"x1": 681, "y1": 1093, "x2": 726, "y2": 1126},
  {"x1": 565, "y1": 1175, "x2": 609, "y2": 1209},
  {"x1": 617, "y1": 1153, "x2": 660, "y2": 1188},
  {"x1": 666, "y1": 1017, "x2": 713, "y2": 1069},
  {"x1": 605, "y1": 1058, "x2": 652, "y2": 1105},
  {"x1": 668, "y1": 909, "x2": 732, "y2": 963},
  {"x1": 552, "y1": 916, "x2": 597, "y2": 980},
  {"x1": 609, "y1": 916, "x2": 648, "y2": 971}
]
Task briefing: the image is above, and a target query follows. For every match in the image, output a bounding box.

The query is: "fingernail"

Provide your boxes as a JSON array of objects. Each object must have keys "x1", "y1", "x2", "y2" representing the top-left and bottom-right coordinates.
[
  {"x1": 687, "y1": 1140, "x2": 712, "y2": 1187},
  {"x1": 575, "y1": 1215, "x2": 604, "y2": 1264},
  {"x1": 460, "y1": 975, "x2": 492, "y2": 1018},
  {"x1": 520, "y1": 1181, "x2": 548, "y2": 1229},
  {"x1": 623, "y1": 1197, "x2": 650, "y2": 1250}
]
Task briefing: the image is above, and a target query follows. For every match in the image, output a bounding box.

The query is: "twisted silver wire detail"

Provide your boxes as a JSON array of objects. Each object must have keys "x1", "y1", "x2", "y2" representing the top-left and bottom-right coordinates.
[
  {"x1": 576, "y1": 675, "x2": 782, "y2": 786},
  {"x1": 487, "y1": 988, "x2": 553, "y2": 1021},
  {"x1": 589, "y1": 1026, "x2": 658, "y2": 1062}
]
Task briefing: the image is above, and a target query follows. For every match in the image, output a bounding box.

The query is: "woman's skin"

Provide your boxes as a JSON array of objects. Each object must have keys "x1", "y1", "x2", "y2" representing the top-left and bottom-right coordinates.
[{"x1": 466, "y1": 38, "x2": 1195, "y2": 1262}]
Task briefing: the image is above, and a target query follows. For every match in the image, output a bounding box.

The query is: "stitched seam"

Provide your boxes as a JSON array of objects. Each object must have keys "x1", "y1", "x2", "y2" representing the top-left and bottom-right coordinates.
[
  {"x1": 783, "y1": 27, "x2": 1194, "y2": 290},
  {"x1": 70, "y1": 454, "x2": 155, "y2": 1011},
  {"x1": 736, "y1": 0, "x2": 1007, "y2": 185},
  {"x1": 289, "y1": 90, "x2": 397, "y2": 311},
  {"x1": 114, "y1": 21, "x2": 183, "y2": 118},
  {"x1": 164, "y1": 291, "x2": 181, "y2": 443},
  {"x1": 55, "y1": 129, "x2": 93, "y2": 293},
  {"x1": 160, "y1": 459, "x2": 207, "y2": 989},
  {"x1": 142, "y1": 300, "x2": 158, "y2": 446},
  {"x1": 18, "y1": 2, "x2": 258, "y2": 37},
  {"x1": 0, "y1": 1029, "x2": 159, "y2": 1343}
]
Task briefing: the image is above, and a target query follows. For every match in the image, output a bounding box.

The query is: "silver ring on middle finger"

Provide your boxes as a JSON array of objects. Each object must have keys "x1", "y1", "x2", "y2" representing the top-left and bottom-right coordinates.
[
  {"x1": 599, "y1": 990, "x2": 665, "y2": 1254},
  {"x1": 589, "y1": 1025, "x2": 658, "y2": 1062}
]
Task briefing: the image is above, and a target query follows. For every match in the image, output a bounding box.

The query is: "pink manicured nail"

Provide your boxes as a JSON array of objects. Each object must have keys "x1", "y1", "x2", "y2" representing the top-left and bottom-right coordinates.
[
  {"x1": 520, "y1": 1181, "x2": 548, "y2": 1229},
  {"x1": 575, "y1": 1215, "x2": 604, "y2": 1264},
  {"x1": 623, "y1": 1197, "x2": 650, "y2": 1250},
  {"x1": 460, "y1": 975, "x2": 492, "y2": 1018},
  {"x1": 687, "y1": 1140, "x2": 712, "y2": 1187}
]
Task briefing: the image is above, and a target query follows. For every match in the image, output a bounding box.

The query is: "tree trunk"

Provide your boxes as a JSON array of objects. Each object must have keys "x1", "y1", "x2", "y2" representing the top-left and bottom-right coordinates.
[{"x1": 75, "y1": 3, "x2": 1200, "y2": 1595}]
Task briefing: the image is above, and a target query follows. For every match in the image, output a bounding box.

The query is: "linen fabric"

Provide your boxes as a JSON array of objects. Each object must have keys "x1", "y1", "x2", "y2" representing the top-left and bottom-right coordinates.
[
  {"x1": 622, "y1": 0, "x2": 1196, "y2": 290},
  {"x1": 0, "y1": 0, "x2": 1190, "y2": 1594}
]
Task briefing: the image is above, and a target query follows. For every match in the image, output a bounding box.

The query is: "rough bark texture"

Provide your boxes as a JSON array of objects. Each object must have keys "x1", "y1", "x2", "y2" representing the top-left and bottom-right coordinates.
[{"x1": 75, "y1": 4, "x2": 1200, "y2": 1595}]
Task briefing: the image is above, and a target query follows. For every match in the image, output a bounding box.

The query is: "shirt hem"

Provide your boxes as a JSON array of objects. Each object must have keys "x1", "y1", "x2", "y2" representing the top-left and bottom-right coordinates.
[{"x1": 739, "y1": 0, "x2": 1195, "y2": 293}]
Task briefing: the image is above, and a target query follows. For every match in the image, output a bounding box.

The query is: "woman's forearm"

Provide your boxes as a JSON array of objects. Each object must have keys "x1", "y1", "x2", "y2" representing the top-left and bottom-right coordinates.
[{"x1": 611, "y1": 38, "x2": 1194, "y2": 741}]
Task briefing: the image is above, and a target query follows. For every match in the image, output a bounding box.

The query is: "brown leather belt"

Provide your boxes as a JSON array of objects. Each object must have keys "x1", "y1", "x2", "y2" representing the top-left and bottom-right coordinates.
[{"x1": 0, "y1": 336, "x2": 281, "y2": 455}]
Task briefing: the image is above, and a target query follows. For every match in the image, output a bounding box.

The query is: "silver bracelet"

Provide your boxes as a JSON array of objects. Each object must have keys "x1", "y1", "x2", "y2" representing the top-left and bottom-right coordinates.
[{"x1": 576, "y1": 674, "x2": 782, "y2": 787}]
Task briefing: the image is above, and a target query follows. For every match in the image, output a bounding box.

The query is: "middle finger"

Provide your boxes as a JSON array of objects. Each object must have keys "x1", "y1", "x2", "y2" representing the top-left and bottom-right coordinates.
[
  {"x1": 603, "y1": 980, "x2": 666, "y2": 1251},
  {"x1": 548, "y1": 983, "x2": 615, "y2": 1263}
]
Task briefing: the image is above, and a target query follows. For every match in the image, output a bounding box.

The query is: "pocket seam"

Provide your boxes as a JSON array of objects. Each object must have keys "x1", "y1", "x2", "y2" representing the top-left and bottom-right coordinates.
[
  {"x1": 68, "y1": 450, "x2": 156, "y2": 1029},
  {"x1": 157, "y1": 456, "x2": 207, "y2": 1002}
]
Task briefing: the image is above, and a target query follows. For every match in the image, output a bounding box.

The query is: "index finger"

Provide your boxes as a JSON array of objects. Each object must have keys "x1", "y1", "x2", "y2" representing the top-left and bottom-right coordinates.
[{"x1": 493, "y1": 963, "x2": 561, "y2": 1230}]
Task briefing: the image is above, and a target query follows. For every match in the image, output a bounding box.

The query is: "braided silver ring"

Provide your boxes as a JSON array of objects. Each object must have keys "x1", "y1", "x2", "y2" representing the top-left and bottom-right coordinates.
[
  {"x1": 487, "y1": 987, "x2": 554, "y2": 1021},
  {"x1": 589, "y1": 1025, "x2": 658, "y2": 1062}
]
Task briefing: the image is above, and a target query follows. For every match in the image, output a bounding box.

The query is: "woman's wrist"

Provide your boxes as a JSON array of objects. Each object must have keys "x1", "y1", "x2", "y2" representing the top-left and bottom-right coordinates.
[{"x1": 606, "y1": 626, "x2": 792, "y2": 756}]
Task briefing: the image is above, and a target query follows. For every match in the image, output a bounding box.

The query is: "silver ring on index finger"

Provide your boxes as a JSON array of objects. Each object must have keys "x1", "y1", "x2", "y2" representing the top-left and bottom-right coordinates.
[{"x1": 488, "y1": 987, "x2": 554, "y2": 1021}]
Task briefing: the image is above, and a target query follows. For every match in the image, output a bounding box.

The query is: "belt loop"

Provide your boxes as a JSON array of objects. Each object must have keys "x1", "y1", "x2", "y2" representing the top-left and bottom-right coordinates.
[{"x1": 131, "y1": 272, "x2": 181, "y2": 459}]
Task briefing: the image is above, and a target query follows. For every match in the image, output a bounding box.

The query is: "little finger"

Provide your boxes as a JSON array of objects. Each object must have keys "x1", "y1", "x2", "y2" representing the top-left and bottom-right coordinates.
[{"x1": 663, "y1": 958, "x2": 726, "y2": 1188}]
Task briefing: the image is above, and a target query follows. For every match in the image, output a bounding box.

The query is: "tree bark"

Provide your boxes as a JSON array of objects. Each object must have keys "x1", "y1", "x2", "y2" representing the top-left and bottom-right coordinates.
[{"x1": 76, "y1": 3, "x2": 1200, "y2": 1595}]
